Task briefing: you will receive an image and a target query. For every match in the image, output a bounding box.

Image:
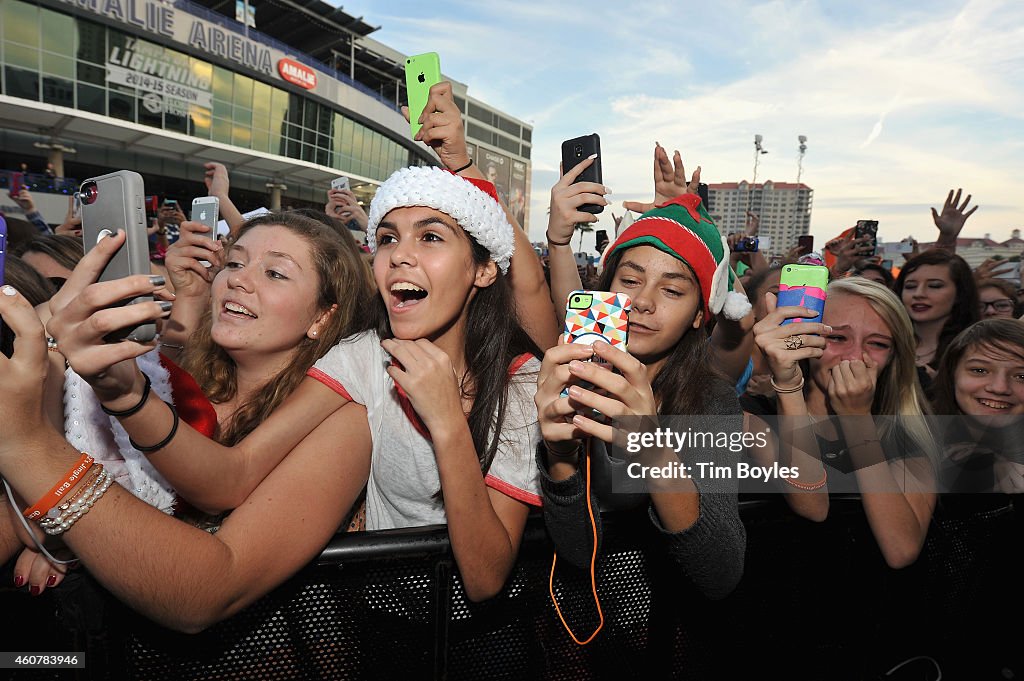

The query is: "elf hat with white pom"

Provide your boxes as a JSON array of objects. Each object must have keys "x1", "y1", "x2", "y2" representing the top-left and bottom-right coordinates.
[{"x1": 600, "y1": 194, "x2": 752, "y2": 321}]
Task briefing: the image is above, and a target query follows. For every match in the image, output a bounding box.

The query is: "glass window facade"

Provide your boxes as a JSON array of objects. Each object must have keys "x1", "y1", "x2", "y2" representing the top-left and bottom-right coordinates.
[{"x1": 0, "y1": 0, "x2": 411, "y2": 182}]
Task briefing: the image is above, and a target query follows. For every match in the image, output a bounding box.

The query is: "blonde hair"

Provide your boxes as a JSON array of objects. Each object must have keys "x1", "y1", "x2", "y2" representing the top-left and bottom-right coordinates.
[{"x1": 827, "y1": 277, "x2": 938, "y2": 459}]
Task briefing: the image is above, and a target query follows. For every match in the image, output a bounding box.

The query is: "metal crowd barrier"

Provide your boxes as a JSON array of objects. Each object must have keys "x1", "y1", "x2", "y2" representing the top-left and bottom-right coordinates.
[{"x1": 4, "y1": 497, "x2": 1022, "y2": 680}]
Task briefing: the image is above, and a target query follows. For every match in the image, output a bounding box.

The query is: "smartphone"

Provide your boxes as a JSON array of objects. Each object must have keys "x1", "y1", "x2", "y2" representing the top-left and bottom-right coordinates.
[
  {"x1": 995, "y1": 261, "x2": 1022, "y2": 282},
  {"x1": 79, "y1": 170, "x2": 155, "y2": 342},
  {"x1": 733, "y1": 236, "x2": 759, "y2": 253},
  {"x1": 560, "y1": 134, "x2": 603, "y2": 214},
  {"x1": 595, "y1": 229, "x2": 609, "y2": 254},
  {"x1": 163, "y1": 198, "x2": 177, "y2": 208},
  {"x1": 71, "y1": 193, "x2": 83, "y2": 220},
  {"x1": 777, "y1": 264, "x2": 829, "y2": 325},
  {"x1": 11, "y1": 173, "x2": 23, "y2": 196},
  {"x1": 191, "y1": 196, "x2": 220, "y2": 238},
  {"x1": 562, "y1": 290, "x2": 631, "y2": 398},
  {"x1": 695, "y1": 182, "x2": 709, "y2": 208},
  {"x1": 331, "y1": 176, "x2": 350, "y2": 192},
  {"x1": 880, "y1": 259, "x2": 894, "y2": 271},
  {"x1": 854, "y1": 220, "x2": 878, "y2": 256},
  {"x1": 797, "y1": 235, "x2": 814, "y2": 253},
  {"x1": 144, "y1": 195, "x2": 159, "y2": 215},
  {"x1": 404, "y1": 52, "x2": 442, "y2": 139}
]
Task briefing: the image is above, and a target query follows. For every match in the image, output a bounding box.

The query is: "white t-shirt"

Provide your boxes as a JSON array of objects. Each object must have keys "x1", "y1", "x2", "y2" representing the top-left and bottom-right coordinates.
[{"x1": 308, "y1": 331, "x2": 542, "y2": 530}]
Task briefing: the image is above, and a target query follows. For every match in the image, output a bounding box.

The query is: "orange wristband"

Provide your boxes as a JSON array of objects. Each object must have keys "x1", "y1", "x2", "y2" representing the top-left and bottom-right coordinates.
[{"x1": 23, "y1": 453, "x2": 95, "y2": 520}]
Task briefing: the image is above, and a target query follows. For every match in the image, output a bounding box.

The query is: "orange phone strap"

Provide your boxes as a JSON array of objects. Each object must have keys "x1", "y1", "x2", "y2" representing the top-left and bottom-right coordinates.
[{"x1": 549, "y1": 439, "x2": 605, "y2": 644}]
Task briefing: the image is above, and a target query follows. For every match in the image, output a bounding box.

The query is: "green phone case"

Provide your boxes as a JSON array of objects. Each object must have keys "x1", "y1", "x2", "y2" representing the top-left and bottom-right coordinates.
[{"x1": 404, "y1": 52, "x2": 442, "y2": 138}]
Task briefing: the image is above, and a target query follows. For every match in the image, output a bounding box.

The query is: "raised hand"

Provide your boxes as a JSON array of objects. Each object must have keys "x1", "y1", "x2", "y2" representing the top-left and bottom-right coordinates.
[
  {"x1": 547, "y1": 156, "x2": 608, "y2": 246},
  {"x1": 164, "y1": 220, "x2": 224, "y2": 299},
  {"x1": 0, "y1": 284, "x2": 49, "y2": 445},
  {"x1": 561, "y1": 341, "x2": 658, "y2": 445},
  {"x1": 326, "y1": 189, "x2": 368, "y2": 230},
  {"x1": 45, "y1": 231, "x2": 170, "y2": 403},
  {"x1": 751, "y1": 292, "x2": 830, "y2": 390},
  {"x1": 622, "y1": 143, "x2": 700, "y2": 214},
  {"x1": 404, "y1": 81, "x2": 471, "y2": 172},
  {"x1": 203, "y1": 162, "x2": 231, "y2": 198},
  {"x1": 932, "y1": 188, "x2": 978, "y2": 241},
  {"x1": 973, "y1": 257, "x2": 1016, "y2": 282},
  {"x1": 55, "y1": 195, "x2": 82, "y2": 237}
]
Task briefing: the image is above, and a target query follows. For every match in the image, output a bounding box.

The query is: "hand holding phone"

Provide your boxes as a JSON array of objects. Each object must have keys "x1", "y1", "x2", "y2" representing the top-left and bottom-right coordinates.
[
  {"x1": 777, "y1": 264, "x2": 829, "y2": 325},
  {"x1": 561, "y1": 290, "x2": 630, "y2": 399},
  {"x1": 79, "y1": 171, "x2": 156, "y2": 342},
  {"x1": 405, "y1": 52, "x2": 442, "y2": 139},
  {"x1": 0, "y1": 217, "x2": 8, "y2": 357},
  {"x1": 854, "y1": 220, "x2": 878, "y2": 257},
  {"x1": 191, "y1": 196, "x2": 220, "y2": 239},
  {"x1": 560, "y1": 134, "x2": 604, "y2": 214}
]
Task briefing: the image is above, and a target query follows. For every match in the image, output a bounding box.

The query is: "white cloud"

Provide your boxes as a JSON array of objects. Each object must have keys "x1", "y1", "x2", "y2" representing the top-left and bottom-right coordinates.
[{"x1": 338, "y1": 0, "x2": 1024, "y2": 248}]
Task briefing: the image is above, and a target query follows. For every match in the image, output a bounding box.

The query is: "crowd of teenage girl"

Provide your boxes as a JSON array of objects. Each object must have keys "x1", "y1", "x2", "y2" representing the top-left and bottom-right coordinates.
[{"x1": 1, "y1": 82, "x2": 1021, "y2": 675}]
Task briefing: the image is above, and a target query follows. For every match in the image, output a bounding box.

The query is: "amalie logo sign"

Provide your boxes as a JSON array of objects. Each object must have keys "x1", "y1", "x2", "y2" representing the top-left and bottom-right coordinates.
[{"x1": 278, "y1": 59, "x2": 317, "y2": 90}]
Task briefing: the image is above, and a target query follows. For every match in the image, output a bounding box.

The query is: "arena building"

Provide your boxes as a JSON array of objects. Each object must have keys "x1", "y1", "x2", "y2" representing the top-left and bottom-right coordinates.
[{"x1": 0, "y1": 0, "x2": 532, "y2": 227}]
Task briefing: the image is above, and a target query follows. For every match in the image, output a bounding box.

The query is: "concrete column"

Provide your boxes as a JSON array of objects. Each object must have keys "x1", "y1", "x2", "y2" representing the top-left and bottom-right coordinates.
[
  {"x1": 47, "y1": 147, "x2": 64, "y2": 177},
  {"x1": 266, "y1": 181, "x2": 287, "y2": 211}
]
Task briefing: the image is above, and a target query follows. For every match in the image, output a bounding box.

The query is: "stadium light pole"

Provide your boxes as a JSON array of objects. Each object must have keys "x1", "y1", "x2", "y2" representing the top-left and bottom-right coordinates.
[{"x1": 747, "y1": 134, "x2": 768, "y2": 214}]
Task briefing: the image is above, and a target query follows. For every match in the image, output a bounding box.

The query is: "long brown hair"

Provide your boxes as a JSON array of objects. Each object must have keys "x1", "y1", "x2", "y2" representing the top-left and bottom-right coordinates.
[
  {"x1": 183, "y1": 212, "x2": 375, "y2": 445},
  {"x1": 369, "y1": 231, "x2": 541, "y2": 478}
]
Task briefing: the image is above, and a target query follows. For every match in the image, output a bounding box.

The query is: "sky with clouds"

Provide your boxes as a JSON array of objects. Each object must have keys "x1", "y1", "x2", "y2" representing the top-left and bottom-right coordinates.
[{"x1": 337, "y1": 0, "x2": 1023, "y2": 250}]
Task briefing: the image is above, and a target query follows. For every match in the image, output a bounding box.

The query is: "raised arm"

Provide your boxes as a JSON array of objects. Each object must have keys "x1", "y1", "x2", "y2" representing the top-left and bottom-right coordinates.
[
  {"x1": 748, "y1": 293, "x2": 832, "y2": 521},
  {"x1": 414, "y1": 81, "x2": 558, "y2": 350},
  {"x1": 46, "y1": 234, "x2": 348, "y2": 513},
  {"x1": 204, "y1": 162, "x2": 246, "y2": 238},
  {"x1": 1, "y1": 285, "x2": 371, "y2": 632},
  {"x1": 931, "y1": 188, "x2": 977, "y2": 253},
  {"x1": 546, "y1": 157, "x2": 607, "y2": 311}
]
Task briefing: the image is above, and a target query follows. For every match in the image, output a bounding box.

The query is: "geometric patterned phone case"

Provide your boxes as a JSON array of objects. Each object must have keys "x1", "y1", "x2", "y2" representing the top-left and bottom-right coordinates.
[
  {"x1": 562, "y1": 291, "x2": 632, "y2": 399},
  {"x1": 562, "y1": 290, "x2": 632, "y2": 349}
]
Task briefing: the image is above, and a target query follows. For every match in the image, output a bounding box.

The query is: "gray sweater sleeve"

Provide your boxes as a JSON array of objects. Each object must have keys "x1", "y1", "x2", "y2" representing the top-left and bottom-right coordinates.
[
  {"x1": 649, "y1": 381, "x2": 747, "y2": 599},
  {"x1": 538, "y1": 380, "x2": 747, "y2": 599},
  {"x1": 537, "y1": 444, "x2": 602, "y2": 571}
]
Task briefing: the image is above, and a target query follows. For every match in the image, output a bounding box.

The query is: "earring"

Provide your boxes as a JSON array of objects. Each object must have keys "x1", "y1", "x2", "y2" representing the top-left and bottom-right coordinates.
[{"x1": 311, "y1": 330, "x2": 318, "y2": 337}]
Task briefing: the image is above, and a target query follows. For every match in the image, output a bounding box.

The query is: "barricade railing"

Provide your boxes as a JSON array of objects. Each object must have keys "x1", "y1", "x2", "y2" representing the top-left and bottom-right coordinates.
[{"x1": 5, "y1": 496, "x2": 1021, "y2": 680}]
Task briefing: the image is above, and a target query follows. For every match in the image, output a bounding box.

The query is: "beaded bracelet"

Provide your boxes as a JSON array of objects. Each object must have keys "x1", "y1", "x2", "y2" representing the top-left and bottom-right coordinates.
[
  {"x1": 42, "y1": 465, "x2": 104, "y2": 521},
  {"x1": 23, "y1": 453, "x2": 95, "y2": 520},
  {"x1": 782, "y1": 468, "x2": 828, "y2": 491},
  {"x1": 39, "y1": 469, "x2": 115, "y2": 536}
]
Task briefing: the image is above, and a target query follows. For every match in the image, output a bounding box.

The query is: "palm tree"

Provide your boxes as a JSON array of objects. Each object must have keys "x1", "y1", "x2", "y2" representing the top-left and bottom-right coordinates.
[{"x1": 575, "y1": 222, "x2": 594, "y2": 253}]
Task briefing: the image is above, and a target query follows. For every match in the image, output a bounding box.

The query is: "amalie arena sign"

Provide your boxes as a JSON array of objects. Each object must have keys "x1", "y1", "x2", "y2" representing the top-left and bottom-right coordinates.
[
  {"x1": 57, "y1": 0, "x2": 323, "y2": 92},
  {"x1": 278, "y1": 59, "x2": 316, "y2": 90}
]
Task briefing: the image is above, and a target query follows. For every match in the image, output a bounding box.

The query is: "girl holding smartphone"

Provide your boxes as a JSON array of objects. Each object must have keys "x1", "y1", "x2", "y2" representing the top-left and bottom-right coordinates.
[{"x1": 538, "y1": 149, "x2": 751, "y2": 599}]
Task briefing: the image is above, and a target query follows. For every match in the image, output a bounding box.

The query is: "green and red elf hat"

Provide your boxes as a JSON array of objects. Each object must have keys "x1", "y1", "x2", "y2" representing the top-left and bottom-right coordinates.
[{"x1": 600, "y1": 194, "x2": 752, "y2": 321}]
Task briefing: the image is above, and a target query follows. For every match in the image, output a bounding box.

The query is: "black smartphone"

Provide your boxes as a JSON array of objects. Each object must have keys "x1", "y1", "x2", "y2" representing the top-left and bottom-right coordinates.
[
  {"x1": 595, "y1": 229, "x2": 609, "y2": 254},
  {"x1": 560, "y1": 134, "x2": 603, "y2": 214},
  {"x1": 855, "y1": 220, "x2": 878, "y2": 256},
  {"x1": 797, "y1": 234, "x2": 814, "y2": 253},
  {"x1": 696, "y1": 182, "x2": 709, "y2": 208}
]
